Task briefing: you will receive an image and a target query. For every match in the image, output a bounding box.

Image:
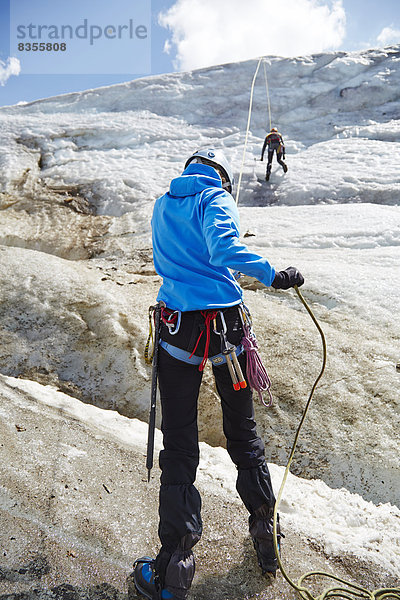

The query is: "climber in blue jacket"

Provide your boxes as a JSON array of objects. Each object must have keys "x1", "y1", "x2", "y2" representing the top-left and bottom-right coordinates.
[{"x1": 133, "y1": 149, "x2": 304, "y2": 600}]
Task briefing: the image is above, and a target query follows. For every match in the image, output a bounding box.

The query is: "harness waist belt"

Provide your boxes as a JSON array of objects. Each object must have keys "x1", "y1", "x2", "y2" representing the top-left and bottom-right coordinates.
[{"x1": 160, "y1": 340, "x2": 244, "y2": 366}]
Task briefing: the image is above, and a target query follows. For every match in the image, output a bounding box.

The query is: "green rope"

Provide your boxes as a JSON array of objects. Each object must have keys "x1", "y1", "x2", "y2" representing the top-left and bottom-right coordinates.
[{"x1": 272, "y1": 285, "x2": 400, "y2": 600}]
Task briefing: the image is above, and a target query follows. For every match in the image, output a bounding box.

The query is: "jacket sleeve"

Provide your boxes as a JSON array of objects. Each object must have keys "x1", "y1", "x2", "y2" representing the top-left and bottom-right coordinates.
[
  {"x1": 202, "y1": 190, "x2": 275, "y2": 287},
  {"x1": 261, "y1": 136, "x2": 268, "y2": 160}
]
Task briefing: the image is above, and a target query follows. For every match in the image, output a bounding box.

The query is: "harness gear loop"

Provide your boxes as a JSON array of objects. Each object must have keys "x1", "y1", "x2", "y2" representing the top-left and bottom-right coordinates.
[{"x1": 146, "y1": 305, "x2": 180, "y2": 365}]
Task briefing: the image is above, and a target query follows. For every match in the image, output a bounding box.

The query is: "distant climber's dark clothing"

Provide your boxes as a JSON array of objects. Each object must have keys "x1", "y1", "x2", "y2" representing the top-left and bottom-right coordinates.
[
  {"x1": 267, "y1": 149, "x2": 286, "y2": 169},
  {"x1": 261, "y1": 131, "x2": 287, "y2": 176},
  {"x1": 261, "y1": 131, "x2": 284, "y2": 160}
]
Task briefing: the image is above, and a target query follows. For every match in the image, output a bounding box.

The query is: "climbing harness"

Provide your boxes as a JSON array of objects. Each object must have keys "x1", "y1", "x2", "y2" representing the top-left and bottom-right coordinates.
[
  {"x1": 146, "y1": 303, "x2": 271, "y2": 395},
  {"x1": 159, "y1": 339, "x2": 244, "y2": 368},
  {"x1": 149, "y1": 307, "x2": 247, "y2": 383},
  {"x1": 159, "y1": 308, "x2": 247, "y2": 389},
  {"x1": 272, "y1": 286, "x2": 400, "y2": 600}
]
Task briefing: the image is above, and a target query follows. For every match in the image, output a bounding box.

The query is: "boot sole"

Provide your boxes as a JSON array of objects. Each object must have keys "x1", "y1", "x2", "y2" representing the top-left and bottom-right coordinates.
[
  {"x1": 127, "y1": 572, "x2": 148, "y2": 600},
  {"x1": 133, "y1": 579, "x2": 152, "y2": 599}
]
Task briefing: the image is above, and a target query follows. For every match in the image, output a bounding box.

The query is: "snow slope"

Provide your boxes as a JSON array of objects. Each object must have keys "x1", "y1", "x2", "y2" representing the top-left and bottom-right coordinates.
[
  {"x1": 0, "y1": 46, "x2": 399, "y2": 596},
  {"x1": 1, "y1": 46, "x2": 400, "y2": 214},
  {"x1": 1, "y1": 374, "x2": 399, "y2": 600}
]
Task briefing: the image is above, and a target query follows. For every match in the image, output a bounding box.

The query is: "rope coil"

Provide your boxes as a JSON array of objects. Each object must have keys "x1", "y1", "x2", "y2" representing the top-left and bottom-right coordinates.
[{"x1": 241, "y1": 322, "x2": 273, "y2": 406}]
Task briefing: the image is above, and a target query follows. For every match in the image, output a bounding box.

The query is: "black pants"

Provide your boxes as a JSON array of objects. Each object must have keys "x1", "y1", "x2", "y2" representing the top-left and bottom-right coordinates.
[
  {"x1": 155, "y1": 307, "x2": 276, "y2": 591},
  {"x1": 267, "y1": 148, "x2": 286, "y2": 173}
]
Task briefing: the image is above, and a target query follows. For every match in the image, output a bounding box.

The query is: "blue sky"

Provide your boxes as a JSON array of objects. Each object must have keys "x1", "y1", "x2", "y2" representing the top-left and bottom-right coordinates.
[{"x1": 0, "y1": 0, "x2": 399, "y2": 107}]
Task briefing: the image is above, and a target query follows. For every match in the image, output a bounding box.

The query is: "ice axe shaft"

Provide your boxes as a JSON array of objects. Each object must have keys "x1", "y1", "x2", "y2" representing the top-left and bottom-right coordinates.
[{"x1": 146, "y1": 301, "x2": 164, "y2": 482}]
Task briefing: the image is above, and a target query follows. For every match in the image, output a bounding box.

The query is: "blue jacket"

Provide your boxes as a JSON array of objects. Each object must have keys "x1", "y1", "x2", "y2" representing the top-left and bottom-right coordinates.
[{"x1": 152, "y1": 163, "x2": 276, "y2": 311}]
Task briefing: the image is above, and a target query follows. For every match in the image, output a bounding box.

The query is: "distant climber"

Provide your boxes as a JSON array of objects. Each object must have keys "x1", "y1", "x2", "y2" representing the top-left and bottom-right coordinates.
[{"x1": 261, "y1": 127, "x2": 288, "y2": 181}]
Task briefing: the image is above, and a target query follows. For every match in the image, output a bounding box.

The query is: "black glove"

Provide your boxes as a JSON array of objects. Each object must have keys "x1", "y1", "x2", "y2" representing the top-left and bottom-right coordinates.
[{"x1": 271, "y1": 266, "x2": 304, "y2": 290}]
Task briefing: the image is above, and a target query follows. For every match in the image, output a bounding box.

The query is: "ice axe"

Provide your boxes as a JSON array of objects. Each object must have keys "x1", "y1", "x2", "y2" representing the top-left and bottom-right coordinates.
[{"x1": 146, "y1": 300, "x2": 165, "y2": 482}]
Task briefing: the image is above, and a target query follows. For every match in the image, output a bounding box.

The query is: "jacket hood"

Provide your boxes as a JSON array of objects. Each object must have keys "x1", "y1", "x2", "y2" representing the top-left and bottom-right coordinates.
[{"x1": 169, "y1": 163, "x2": 223, "y2": 197}]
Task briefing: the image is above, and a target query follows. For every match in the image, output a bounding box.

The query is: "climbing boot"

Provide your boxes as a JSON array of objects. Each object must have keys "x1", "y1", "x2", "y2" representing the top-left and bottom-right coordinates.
[
  {"x1": 249, "y1": 506, "x2": 283, "y2": 577},
  {"x1": 132, "y1": 545, "x2": 195, "y2": 600},
  {"x1": 282, "y1": 163, "x2": 288, "y2": 173},
  {"x1": 132, "y1": 557, "x2": 174, "y2": 599}
]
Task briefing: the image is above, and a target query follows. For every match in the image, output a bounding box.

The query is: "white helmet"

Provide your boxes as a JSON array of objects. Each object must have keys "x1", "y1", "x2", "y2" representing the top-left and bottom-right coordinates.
[{"x1": 185, "y1": 148, "x2": 234, "y2": 193}]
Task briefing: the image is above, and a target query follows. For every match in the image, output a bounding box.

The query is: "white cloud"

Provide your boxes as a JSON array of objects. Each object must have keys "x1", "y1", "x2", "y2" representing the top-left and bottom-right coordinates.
[
  {"x1": 159, "y1": 0, "x2": 346, "y2": 71},
  {"x1": 377, "y1": 26, "x2": 400, "y2": 47},
  {"x1": 0, "y1": 57, "x2": 21, "y2": 86}
]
